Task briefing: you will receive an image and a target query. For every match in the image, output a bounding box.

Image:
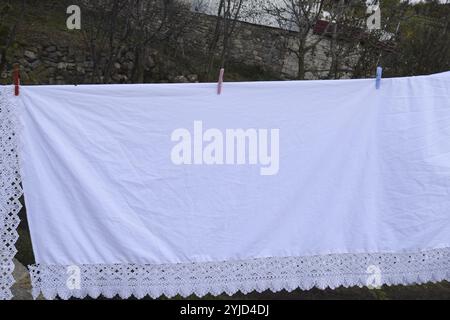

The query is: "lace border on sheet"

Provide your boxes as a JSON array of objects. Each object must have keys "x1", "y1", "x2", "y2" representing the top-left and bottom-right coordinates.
[
  {"x1": 0, "y1": 86, "x2": 23, "y2": 300},
  {"x1": 29, "y1": 248, "x2": 449, "y2": 300}
]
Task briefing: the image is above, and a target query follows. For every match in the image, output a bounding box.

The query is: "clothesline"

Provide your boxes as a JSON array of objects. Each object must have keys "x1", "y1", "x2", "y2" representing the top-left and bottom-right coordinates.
[{"x1": 8, "y1": 65, "x2": 385, "y2": 97}]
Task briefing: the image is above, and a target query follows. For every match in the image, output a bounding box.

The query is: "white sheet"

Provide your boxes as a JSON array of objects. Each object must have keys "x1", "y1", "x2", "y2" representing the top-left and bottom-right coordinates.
[{"x1": 15, "y1": 72, "x2": 450, "y2": 298}]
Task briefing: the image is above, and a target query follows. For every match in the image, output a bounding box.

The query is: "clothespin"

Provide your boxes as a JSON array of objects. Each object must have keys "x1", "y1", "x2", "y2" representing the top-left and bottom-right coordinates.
[
  {"x1": 13, "y1": 64, "x2": 20, "y2": 96},
  {"x1": 217, "y1": 68, "x2": 224, "y2": 95},
  {"x1": 376, "y1": 66, "x2": 382, "y2": 90}
]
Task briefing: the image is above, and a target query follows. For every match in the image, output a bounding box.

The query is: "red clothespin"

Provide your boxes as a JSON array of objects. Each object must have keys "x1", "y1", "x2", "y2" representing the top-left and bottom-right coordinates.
[
  {"x1": 13, "y1": 64, "x2": 20, "y2": 96},
  {"x1": 217, "y1": 68, "x2": 224, "y2": 95}
]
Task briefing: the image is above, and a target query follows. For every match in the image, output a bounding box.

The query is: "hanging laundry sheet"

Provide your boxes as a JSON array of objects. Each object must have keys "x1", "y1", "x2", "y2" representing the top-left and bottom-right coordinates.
[{"x1": 1, "y1": 72, "x2": 449, "y2": 300}]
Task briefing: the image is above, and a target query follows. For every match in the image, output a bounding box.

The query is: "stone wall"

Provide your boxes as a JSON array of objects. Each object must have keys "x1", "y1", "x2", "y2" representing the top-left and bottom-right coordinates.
[
  {"x1": 184, "y1": 13, "x2": 336, "y2": 80},
  {"x1": 1, "y1": 10, "x2": 340, "y2": 85},
  {"x1": 6, "y1": 44, "x2": 188, "y2": 85}
]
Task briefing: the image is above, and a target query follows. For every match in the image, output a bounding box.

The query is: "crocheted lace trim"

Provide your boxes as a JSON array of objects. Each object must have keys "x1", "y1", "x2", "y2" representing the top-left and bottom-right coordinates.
[
  {"x1": 0, "y1": 86, "x2": 23, "y2": 300},
  {"x1": 29, "y1": 248, "x2": 449, "y2": 300}
]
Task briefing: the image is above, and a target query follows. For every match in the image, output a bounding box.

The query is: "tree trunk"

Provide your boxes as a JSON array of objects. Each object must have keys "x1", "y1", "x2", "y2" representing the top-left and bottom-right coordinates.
[{"x1": 297, "y1": 52, "x2": 306, "y2": 80}]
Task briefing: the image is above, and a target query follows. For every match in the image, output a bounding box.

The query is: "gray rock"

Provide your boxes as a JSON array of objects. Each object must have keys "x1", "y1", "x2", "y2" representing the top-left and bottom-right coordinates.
[
  {"x1": 113, "y1": 74, "x2": 128, "y2": 83},
  {"x1": 48, "y1": 52, "x2": 61, "y2": 60},
  {"x1": 174, "y1": 75, "x2": 188, "y2": 83},
  {"x1": 125, "y1": 61, "x2": 134, "y2": 70},
  {"x1": 29, "y1": 59, "x2": 41, "y2": 69},
  {"x1": 57, "y1": 62, "x2": 67, "y2": 69},
  {"x1": 76, "y1": 66, "x2": 85, "y2": 74},
  {"x1": 24, "y1": 50, "x2": 37, "y2": 61},
  {"x1": 187, "y1": 74, "x2": 198, "y2": 82},
  {"x1": 46, "y1": 46, "x2": 57, "y2": 53},
  {"x1": 11, "y1": 259, "x2": 33, "y2": 300}
]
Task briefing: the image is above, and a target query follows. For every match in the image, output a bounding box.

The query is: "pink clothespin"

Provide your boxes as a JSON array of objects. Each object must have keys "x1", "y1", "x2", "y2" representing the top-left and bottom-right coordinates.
[{"x1": 217, "y1": 68, "x2": 224, "y2": 95}]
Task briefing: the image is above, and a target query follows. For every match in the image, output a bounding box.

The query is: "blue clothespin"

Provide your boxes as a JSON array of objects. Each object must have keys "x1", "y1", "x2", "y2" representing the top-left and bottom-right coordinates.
[{"x1": 376, "y1": 66, "x2": 382, "y2": 90}]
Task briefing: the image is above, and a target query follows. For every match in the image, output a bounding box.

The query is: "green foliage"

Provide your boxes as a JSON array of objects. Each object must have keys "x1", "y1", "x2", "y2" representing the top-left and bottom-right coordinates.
[
  {"x1": 223, "y1": 63, "x2": 282, "y2": 81},
  {"x1": 387, "y1": 3, "x2": 449, "y2": 76},
  {"x1": 0, "y1": 3, "x2": 12, "y2": 45}
]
